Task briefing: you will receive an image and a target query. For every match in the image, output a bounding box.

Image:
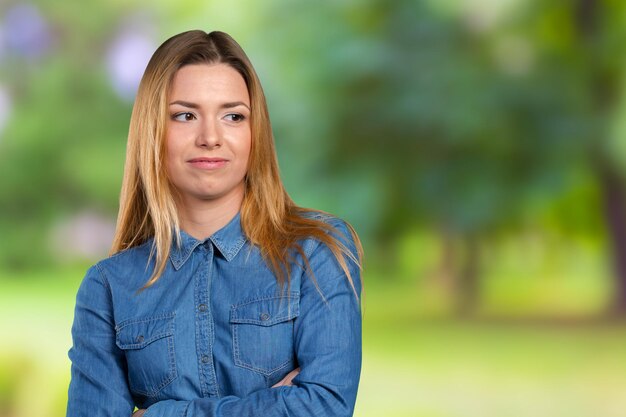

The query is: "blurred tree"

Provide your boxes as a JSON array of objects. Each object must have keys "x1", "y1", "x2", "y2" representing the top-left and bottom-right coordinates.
[
  {"x1": 0, "y1": 0, "x2": 621, "y2": 319},
  {"x1": 263, "y1": 0, "x2": 600, "y2": 314},
  {"x1": 0, "y1": 2, "x2": 133, "y2": 268},
  {"x1": 571, "y1": 0, "x2": 626, "y2": 315},
  {"x1": 260, "y1": 0, "x2": 622, "y2": 315}
]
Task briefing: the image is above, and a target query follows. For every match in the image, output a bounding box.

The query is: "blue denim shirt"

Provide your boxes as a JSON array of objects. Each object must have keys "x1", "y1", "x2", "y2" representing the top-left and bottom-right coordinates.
[{"x1": 67, "y1": 212, "x2": 362, "y2": 417}]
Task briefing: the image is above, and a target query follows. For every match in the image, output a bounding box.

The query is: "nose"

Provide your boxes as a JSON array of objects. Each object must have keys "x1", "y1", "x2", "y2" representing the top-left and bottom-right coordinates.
[{"x1": 195, "y1": 118, "x2": 221, "y2": 148}]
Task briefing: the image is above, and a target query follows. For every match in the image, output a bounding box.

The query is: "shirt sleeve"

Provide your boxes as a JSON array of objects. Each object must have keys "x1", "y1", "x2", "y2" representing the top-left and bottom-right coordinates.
[
  {"x1": 67, "y1": 265, "x2": 135, "y2": 417},
  {"x1": 145, "y1": 220, "x2": 363, "y2": 417}
]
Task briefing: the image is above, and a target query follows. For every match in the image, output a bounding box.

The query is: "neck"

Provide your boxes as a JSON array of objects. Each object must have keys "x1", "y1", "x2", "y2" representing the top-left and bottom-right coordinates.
[{"x1": 176, "y1": 189, "x2": 243, "y2": 240}]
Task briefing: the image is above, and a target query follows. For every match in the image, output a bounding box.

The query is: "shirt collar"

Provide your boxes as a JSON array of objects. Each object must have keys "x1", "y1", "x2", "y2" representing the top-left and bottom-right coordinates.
[{"x1": 169, "y1": 212, "x2": 247, "y2": 270}]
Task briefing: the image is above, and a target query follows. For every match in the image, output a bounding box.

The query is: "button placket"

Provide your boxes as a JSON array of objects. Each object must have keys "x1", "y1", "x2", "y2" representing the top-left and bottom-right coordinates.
[{"x1": 195, "y1": 242, "x2": 219, "y2": 397}]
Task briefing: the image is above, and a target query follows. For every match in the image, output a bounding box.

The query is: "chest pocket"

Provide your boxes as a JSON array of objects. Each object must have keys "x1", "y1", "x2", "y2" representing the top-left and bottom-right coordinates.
[
  {"x1": 230, "y1": 293, "x2": 299, "y2": 376},
  {"x1": 115, "y1": 313, "x2": 177, "y2": 398}
]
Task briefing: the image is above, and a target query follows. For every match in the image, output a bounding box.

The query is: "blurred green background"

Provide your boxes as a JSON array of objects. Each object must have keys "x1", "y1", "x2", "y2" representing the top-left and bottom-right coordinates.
[{"x1": 2, "y1": 0, "x2": 626, "y2": 416}]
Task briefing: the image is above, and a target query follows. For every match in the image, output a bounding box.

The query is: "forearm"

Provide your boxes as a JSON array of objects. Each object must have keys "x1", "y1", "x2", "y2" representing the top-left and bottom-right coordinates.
[
  {"x1": 145, "y1": 382, "x2": 358, "y2": 417},
  {"x1": 147, "y1": 221, "x2": 363, "y2": 417}
]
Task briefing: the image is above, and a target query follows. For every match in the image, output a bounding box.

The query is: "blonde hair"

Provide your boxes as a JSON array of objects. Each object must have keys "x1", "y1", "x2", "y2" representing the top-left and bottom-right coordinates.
[{"x1": 111, "y1": 30, "x2": 362, "y2": 294}]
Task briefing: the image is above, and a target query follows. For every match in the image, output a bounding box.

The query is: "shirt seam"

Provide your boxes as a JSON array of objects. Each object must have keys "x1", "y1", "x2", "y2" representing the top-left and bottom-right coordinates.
[{"x1": 94, "y1": 263, "x2": 114, "y2": 300}]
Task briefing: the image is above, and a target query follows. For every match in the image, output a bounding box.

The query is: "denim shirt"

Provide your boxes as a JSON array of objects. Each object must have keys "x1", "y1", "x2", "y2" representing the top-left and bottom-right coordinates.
[{"x1": 66, "y1": 212, "x2": 362, "y2": 417}]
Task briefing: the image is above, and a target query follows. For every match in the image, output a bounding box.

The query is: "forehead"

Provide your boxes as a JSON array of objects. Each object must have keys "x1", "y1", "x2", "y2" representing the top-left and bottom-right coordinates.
[{"x1": 169, "y1": 63, "x2": 249, "y2": 102}]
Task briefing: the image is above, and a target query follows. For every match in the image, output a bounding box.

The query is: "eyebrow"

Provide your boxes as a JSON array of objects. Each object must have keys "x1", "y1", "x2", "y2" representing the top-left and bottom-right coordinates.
[{"x1": 169, "y1": 100, "x2": 250, "y2": 111}]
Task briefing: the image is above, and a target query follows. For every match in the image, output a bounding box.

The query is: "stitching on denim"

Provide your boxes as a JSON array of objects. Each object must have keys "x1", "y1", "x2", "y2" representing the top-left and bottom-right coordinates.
[
  {"x1": 195, "y1": 252, "x2": 207, "y2": 397},
  {"x1": 230, "y1": 314, "x2": 298, "y2": 326},
  {"x1": 123, "y1": 331, "x2": 177, "y2": 397},
  {"x1": 171, "y1": 240, "x2": 202, "y2": 270},
  {"x1": 115, "y1": 312, "x2": 176, "y2": 331},
  {"x1": 230, "y1": 294, "x2": 298, "y2": 376},
  {"x1": 206, "y1": 259, "x2": 219, "y2": 397},
  {"x1": 231, "y1": 322, "x2": 293, "y2": 376},
  {"x1": 230, "y1": 294, "x2": 300, "y2": 325},
  {"x1": 140, "y1": 330, "x2": 178, "y2": 397},
  {"x1": 94, "y1": 263, "x2": 114, "y2": 296},
  {"x1": 228, "y1": 236, "x2": 247, "y2": 260},
  {"x1": 232, "y1": 338, "x2": 292, "y2": 376},
  {"x1": 211, "y1": 235, "x2": 247, "y2": 262},
  {"x1": 231, "y1": 293, "x2": 300, "y2": 308},
  {"x1": 125, "y1": 334, "x2": 177, "y2": 397}
]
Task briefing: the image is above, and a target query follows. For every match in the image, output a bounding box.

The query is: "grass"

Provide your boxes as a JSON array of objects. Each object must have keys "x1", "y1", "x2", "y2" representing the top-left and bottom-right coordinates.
[
  {"x1": 359, "y1": 315, "x2": 626, "y2": 416},
  {"x1": 1, "y1": 266, "x2": 625, "y2": 417},
  {"x1": 356, "y1": 277, "x2": 626, "y2": 417}
]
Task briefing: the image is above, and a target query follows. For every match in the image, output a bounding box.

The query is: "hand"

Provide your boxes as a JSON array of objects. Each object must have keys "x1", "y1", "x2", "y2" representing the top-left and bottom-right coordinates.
[
  {"x1": 132, "y1": 409, "x2": 146, "y2": 417},
  {"x1": 272, "y1": 367, "x2": 300, "y2": 388}
]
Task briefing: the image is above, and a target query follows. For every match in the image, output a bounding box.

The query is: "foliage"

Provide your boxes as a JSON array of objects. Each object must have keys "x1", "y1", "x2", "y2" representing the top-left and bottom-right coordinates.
[{"x1": 0, "y1": 0, "x2": 623, "y2": 299}]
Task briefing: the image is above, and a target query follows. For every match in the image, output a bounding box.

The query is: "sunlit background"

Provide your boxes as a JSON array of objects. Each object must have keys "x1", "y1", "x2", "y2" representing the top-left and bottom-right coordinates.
[{"x1": 2, "y1": 0, "x2": 626, "y2": 416}]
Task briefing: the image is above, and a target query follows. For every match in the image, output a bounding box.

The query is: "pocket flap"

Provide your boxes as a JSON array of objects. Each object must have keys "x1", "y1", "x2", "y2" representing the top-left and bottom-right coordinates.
[
  {"x1": 230, "y1": 293, "x2": 299, "y2": 326},
  {"x1": 116, "y1": 313, "x2": 175, "y2": 349}
]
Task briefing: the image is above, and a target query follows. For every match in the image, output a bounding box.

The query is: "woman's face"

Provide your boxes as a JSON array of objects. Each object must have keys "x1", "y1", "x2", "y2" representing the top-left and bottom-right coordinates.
[{"x1": 166, "y1": 63, "x2": 251, "y2": 208}]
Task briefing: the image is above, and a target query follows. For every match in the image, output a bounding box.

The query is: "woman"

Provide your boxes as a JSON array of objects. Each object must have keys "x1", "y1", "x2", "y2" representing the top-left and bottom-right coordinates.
[{"x1": 66, "y1": 30, "x2": 363, "y2": 417}]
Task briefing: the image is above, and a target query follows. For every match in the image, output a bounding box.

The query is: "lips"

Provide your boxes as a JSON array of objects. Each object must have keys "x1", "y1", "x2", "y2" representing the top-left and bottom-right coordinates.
[{"x1": 187, "y1": 157, "x2": 228, "y2": 170}]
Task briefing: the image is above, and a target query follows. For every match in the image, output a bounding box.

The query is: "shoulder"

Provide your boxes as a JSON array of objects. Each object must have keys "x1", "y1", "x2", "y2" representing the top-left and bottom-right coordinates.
[
  {"x1": 294, "y1": 210, "x2": 361, "y2": 275},
  {"x1": 300, "y1": 210, "x2": 349, "y2": 229},
  {"x1": 297, "y1": 210, "x2": 358, "y2": 256},
  {"x1": 293, "y1": 210, "x2": 362, "y2": 298},
  {"x1": 74, "y1": 240, "x2": 156, "y2": 322},
  {"x1": 89, "y1": 239, "x2": 154, "y2": 287},
  {"x1": 297, "y1": 209, "x2": 355, "y2": 237}
]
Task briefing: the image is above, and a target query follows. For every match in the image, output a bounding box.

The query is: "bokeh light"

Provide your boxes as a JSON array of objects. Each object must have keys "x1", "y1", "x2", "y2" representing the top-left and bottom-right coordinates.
[
  {"x1": 106, "y1": 20, "x2": 156, "y2": 100},
  {"x1": 0, "y1": 85, "x2": 12, "y2": 138},
  {"x1": 2, "y1": 3, "x2": 52, "y2": 59},
  {"x1": 1, "y1": 1, "x2": 626, "y2": 416}
]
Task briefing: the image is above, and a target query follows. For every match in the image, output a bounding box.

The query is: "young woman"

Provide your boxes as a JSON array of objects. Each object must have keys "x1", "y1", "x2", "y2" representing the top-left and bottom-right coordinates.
[{"x1": 66, "y1": 30, "x2": 363, "y2": 417}]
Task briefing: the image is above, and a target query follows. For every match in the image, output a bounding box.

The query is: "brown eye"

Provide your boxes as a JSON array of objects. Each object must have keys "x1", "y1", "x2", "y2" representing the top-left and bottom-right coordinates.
[
  {"x1": 224, "y1": 113, "x2": 245, "y2": 122},
  {"x1": 172, "y1": 112, "x2": 196, "y2": 122}
]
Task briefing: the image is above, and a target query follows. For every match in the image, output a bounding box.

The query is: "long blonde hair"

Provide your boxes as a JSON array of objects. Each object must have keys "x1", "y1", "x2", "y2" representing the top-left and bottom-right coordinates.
[{"x1": 111, "y1": 30, "x2": 362, "y2": 294}]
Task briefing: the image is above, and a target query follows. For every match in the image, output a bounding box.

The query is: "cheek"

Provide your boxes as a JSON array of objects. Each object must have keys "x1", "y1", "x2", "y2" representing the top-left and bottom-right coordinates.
[
  {"x1": 165, "y1": 136, "x2": 180, "y2": 177},
  {"x1": 244, "y1": 136, "x2": 252, "y2": 159},
  {"x1": 165, "y1": 141, "x2": 173, "y2": 167},
  {"x1": 241, "y1": 135, "x2": 252, "y2": 171}
]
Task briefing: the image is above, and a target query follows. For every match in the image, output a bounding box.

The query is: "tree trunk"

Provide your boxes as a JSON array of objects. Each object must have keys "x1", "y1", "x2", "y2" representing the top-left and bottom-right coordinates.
[
  {"x1": 435, "y1": 230, "x2": 482, "y2": 317},
  {"x1": 576, "y1": 0, "x2": 626, "y2": 316},
  {"x1": 436, "y1": 230, "x2": 457, "y2": 311},
  {"x1": 456, "y1": 234, "x2": 481, "y2": 317},
  {"x1": 597, "y1": 162, "x2": 626, "y2": 315}
]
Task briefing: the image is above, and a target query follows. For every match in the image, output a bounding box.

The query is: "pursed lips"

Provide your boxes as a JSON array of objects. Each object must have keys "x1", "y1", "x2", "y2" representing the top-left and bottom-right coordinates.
[{"x1": 187, "y1": 157, "x2": 229, "y2": 170}]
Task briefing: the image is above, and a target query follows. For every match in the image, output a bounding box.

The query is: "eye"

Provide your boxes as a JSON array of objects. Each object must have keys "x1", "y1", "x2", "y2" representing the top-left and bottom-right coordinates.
[
  {"x1": 171, "y1": 112, "x2": 196, "y2": 122},
  {"x1": 224, "y1": 113, "x2": 245, "y2": 122}
]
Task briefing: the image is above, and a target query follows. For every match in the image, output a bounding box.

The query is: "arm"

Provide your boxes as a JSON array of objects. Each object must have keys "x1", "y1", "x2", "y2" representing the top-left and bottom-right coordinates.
[
  {"x1": 145, "y1": 225, "x2": 362, "y2": 417},
  {"x1": 67, "y1": 265, "x2": 134, "y2": 417}
]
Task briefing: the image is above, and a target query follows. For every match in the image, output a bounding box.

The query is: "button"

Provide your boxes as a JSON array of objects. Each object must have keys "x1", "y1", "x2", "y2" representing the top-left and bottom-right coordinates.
[
  {"x1": 201, "y1": 355, "x2": 210, "y2": 364},
  {"x1": 260, "y1": 313, "x2": 270, "y2": 321},
  {"x1": 136, "y1": 335, "x2": 144, "y2": 343},
  {"x1": 199, "y1": 304, "x2": 207, "y2": 312}
]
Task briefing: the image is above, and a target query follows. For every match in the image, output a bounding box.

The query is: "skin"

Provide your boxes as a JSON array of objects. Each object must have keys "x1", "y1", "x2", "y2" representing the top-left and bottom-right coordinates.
[
  {"x1": 166, "y1": 63, "x2": 252, "y2": 239},
  {"x1": 131, "y1": 63, "x2": 299, "y2": 416},
  {"x1": 272, "y1": 366, "x2": 301, "y2": 388}
]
